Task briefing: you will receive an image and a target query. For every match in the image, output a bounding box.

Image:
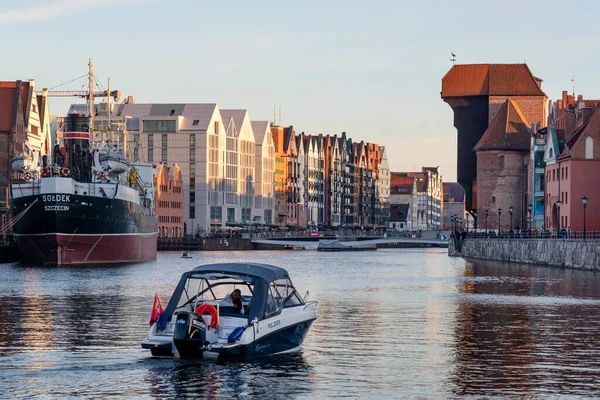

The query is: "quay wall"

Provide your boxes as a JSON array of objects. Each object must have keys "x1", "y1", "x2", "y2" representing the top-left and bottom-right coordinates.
[{"x1": 451, "y1": 238, "x2": 600, "y2": 270}]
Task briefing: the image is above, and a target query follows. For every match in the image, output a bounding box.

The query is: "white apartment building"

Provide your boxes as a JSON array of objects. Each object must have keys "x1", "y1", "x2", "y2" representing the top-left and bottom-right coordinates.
[{"x1": 73, "y1": 102, "x2": 275, "y2": 234}]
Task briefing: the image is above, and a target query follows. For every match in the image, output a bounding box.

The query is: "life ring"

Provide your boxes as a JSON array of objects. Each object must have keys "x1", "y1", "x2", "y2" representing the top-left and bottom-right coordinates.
[
  {"x1": 41, "y1": 167, "x2": 50, "y2": 177},
  {"x1": 61, "y1": 168, "x2": 70, "y2": 177},
  {"x1": 97, "y1": 171, "x2": 106, "y2": 180},
  {"x1": 23, "y1": 172, "x2": 32, "y2": 181},
  {"x1": 194, "y1": 303, "x2": 218, "y2": 328}
]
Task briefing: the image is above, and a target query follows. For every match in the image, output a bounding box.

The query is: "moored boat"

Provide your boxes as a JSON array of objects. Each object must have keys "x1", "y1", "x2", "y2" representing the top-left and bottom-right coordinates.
[{"x1": 142, "y1": 263, "x2": 317, "y2": 360}]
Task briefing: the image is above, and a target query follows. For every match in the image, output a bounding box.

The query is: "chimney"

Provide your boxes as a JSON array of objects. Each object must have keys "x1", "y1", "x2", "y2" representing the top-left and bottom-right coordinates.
[{"x1": 562, "y1": 90, "x2": 568, "y2": 107}]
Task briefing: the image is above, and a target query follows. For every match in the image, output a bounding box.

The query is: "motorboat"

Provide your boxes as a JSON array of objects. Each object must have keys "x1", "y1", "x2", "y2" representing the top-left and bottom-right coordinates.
[
  {"x1": 142, "y1": 263, "x2": 317, "y2": 360},
  {"x1": 181, "y1": 252, "x2": 193, "y2": 258}
]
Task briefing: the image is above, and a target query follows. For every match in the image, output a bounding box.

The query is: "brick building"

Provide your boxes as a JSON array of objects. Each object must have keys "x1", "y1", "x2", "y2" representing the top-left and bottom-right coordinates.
[
  {"x1": 474, "y1": 100, "x2": 531, "y2": 231},
  {"x1": 443, "y1": 182, "x2": 466, "y2": 230},
  {"x1": 154, "y1": 164, "x2": 184, "y2": 238},
  {"x1": 441, "y1": 64, "x2": 547, "y2": 215}
]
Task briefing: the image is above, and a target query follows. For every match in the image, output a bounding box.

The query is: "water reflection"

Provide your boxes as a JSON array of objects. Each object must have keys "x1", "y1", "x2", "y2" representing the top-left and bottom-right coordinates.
[
  {"x1": 143, "y1": 353, "x2": 314, "y2": 398},
  {"x1": 3, "y1": 251, "x2": 600, "y2": 397},
  {"x1": 452, "y1": 260, "x2": 600, "y2": 397}
]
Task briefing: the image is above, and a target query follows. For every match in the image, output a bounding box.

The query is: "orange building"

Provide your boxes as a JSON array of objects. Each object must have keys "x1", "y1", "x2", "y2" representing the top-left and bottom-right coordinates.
[
  {"x1": 154, "y1": 164, "x2": 184, "y2": 238},
  {"x1": 271, "y1": 125, "x2": 302, "y2": 227}
]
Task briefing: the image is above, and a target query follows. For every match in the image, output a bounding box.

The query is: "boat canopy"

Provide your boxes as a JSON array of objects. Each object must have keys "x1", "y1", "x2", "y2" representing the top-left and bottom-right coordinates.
[{"x1": 164, "y1": 263, "x2": 291, "y2": 322}]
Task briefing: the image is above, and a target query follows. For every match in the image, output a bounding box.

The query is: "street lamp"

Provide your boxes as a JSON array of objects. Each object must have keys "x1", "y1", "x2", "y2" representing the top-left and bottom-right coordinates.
[
  {"x1": 473, "y1": 210, "x2": 478, "y2": 232},
  {"x1": 528, "y1": 204, "x2": 532, "y2": 238},
  {"x1": 509, "y1": 206, "x2": 514, "y2": 234},
  {"x1": 497, "y1": 208, "x2": 502, "y2": 237},
  {"x1": 582, "y1": 196, "x2": 588, "y2": 240},
  {"x1": 485, "y1": 209, "x2": 489, "y2": 237},
  {"x1": 556, "y1": 200, "x2": 562, "y2": 232}
]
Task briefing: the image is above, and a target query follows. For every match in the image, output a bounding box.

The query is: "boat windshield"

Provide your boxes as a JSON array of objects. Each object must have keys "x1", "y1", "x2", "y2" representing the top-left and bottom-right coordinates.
[{"x1": 175, "y1": 275, "x2": 254, "y2": 315}]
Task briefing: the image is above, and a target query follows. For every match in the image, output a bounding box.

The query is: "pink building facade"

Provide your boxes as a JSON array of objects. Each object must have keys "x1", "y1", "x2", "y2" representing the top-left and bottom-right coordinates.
[{"x1": 544, "y1": 108, "x2": 600, "y2": 231}]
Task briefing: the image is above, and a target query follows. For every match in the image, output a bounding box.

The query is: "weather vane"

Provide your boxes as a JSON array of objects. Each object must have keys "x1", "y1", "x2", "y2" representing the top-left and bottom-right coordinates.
[{"x1": 450, "y1": 52, "x2": 456, "y2": 65}]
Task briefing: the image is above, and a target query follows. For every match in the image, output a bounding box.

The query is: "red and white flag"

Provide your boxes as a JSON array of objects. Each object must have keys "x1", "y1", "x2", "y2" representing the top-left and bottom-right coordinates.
[{"x1": 149, "y1": 293, "x2": 164, "y2": 326}]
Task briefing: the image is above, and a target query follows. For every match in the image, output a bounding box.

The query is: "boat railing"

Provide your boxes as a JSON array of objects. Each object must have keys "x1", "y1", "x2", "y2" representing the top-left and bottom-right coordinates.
[{"x1": 303, "y1": 300, "x2": 319, "y2": 311}]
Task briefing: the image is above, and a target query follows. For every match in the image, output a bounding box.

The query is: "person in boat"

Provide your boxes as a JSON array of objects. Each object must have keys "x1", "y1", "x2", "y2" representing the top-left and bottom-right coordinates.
[
  {"x1": 182, "y1": 251, "x2": 188, "y2": 257},
  {"x1": 230, "y1": 289, "x2": 243, "y2": 314}
]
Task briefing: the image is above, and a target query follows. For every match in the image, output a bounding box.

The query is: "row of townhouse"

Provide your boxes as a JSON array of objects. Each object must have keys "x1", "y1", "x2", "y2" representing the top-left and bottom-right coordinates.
[
  {"x1": 69, "y1": 102, "x2": 389, "y2": 234},
  {"x1": 271, "y1": 126, "x2": 390, "y2": 229},
  {"x1": 69, "y1": 102, "x2": 275, "y2": 235}
]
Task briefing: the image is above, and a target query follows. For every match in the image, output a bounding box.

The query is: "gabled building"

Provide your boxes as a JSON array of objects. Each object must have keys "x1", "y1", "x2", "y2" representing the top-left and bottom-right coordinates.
[
  {"x1": 251, "y1": 121, "x2": 275, "y2": 224},
  {"x1": 390, "y1": 173, "x2": 417, "y2": 231},
  {"x1": 443, "y1": 182, "x2": 466, "y2": 230},
  {"x1": 544, "y1": 106, "x2": 600, "y2": 231}
]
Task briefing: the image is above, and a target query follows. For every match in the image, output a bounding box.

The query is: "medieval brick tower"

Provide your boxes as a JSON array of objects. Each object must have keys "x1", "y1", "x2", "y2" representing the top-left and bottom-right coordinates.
[{"x1": 441, "y1": 64, "x2": 547, "y2": 214}]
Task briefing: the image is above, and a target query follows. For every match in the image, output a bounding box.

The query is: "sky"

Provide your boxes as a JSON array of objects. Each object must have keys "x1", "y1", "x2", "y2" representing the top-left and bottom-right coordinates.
[{"x1": 1, "y1": 0, "x2": 600, "y2": 181}]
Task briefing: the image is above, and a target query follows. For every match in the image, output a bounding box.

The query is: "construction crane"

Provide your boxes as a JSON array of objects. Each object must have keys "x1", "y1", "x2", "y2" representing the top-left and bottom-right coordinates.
[{"x1": 35, "y1": 89, "x2": 120, "y2": 102}]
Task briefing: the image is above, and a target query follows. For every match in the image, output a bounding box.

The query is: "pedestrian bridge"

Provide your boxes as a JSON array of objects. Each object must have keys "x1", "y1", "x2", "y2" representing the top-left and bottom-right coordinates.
[{"x1": 252, "y1": 238, "x2": 448, "y2": 248}]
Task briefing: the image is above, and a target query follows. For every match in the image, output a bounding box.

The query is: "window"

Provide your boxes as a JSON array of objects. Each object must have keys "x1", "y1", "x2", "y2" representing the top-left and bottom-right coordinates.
[
  {"x1": 497, "y1": 176, "x2": 505, "y2": 185},
  {"x1": 492, "y1": 196, "x2": 496, "y2": 203},
  {"x1": 552, "y1": 169, "x2": 555, "y2": 181},
  {"x1": 169, "y1": 109, "x2": 175, "y2": 116},
  {"x1": 0, "y1": 186, "x2": 7, "y2": 208},
  {"x1": 565, "y1": 167, "x2": 568, "y2": 180},
  {"x1": 190, "y1": 177, "x2": 195, "y2": 188},
  {"x1": 192, "y1": 119, "x2": 199, "y2": 126},
  {"x1": 499, "y1": 155, "x2": 505, "y2": 168},
  {"x1": 565, "y1": 192, "x2": 568, "y2": 204},
  {"x1": 586, "y1": 137, "x2": 594, "y2": 159},
  {"x1": 210, "y1": 206, "x2": 222, "y2": 221},
  {"x1": 189, "y1": 205, "x2": 195, "y2": 219},
  {"x1": 227, "y1": 208, "x2": 235, "y2": 222},
  {"x1": 189, "y1": 192, "x2": 195, "y2": 203},
  {"x1": 143, "y1": 120, "x2": 176, "y2": 132}
]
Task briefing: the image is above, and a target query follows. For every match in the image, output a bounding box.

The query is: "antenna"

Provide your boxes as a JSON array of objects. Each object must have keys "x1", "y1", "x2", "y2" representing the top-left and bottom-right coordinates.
[
  {"x1": 571, "y1": 75, "x2": 576, "y2": 98},
  {"x1": 450, "y1": 52, "x2": 456, "y2": 64}
]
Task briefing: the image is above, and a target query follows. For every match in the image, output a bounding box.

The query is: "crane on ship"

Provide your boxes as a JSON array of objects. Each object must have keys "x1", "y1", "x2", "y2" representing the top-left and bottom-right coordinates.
[{"x1": 35, "y1": 59, "x2": 121, "y2": 135}]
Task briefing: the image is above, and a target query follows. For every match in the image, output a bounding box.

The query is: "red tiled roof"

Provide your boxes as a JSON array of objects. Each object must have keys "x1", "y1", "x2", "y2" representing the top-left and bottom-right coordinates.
[
  {"x1": 390, "y1": 174, "x2": 414, "y2": 187},
  {"x1": 474, "y1": 99, "x2": 531, "y2": 151},
  {"x1": 442, "y1": 64, "x2": 546, "y2": 98},
  {"x1": 0, "y1": 82, "x2": 18, "y2": 132}
]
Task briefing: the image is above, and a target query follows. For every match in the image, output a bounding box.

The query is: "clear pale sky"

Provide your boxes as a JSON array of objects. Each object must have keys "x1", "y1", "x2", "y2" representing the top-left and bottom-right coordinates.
[{"x1": 1, "y1": 0, "x2": 599, "y2": 181}]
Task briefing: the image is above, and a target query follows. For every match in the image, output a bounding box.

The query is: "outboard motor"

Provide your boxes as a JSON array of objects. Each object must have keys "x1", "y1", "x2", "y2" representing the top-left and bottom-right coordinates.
[{"x1": 173, "y1": 311, "x2": 207, "y2": 359}]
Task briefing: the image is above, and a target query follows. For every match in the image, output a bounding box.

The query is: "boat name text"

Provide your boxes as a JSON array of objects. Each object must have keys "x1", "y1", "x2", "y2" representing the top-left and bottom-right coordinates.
[
  {"x1": 42, "y1": 195, "x2": 71, "y2": 202},
  {"x1": 267, "y1": 320, "x2": 281, "y2": 329}
]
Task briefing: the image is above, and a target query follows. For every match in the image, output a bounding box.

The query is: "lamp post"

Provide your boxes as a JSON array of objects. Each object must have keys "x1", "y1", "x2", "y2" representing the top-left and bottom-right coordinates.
[
  {"x1": 556, "y1": 200, "x2": 562, "y2": 234},
  {"x1": 497, "y1": 208, "x2": 502, "y2": 237},
  {"x1": 583, "y1": 196, "x2": 588, "y2": 240},
  {"x1": 527, "y1": 204, "x2": 532, "y2": 238},
  {"x1": 485, "y1": 209, "x2": 489, "y2": 237},
  {"x1": 465, "y1": 214, "x2": 469, "y2": 234},
  {"x1": 509, "y1": 206, "x2": 514, "y2": 234},
  {"x1": 473, "y1": 210, "x2": 478, "y2": 232}
]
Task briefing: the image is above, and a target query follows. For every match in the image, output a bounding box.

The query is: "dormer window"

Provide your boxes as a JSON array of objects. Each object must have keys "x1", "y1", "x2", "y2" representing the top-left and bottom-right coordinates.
[
  {"x1": 169, "y1": 109, "x2": 175, "y2": 116},
  {"x1": 192, "y1": 120, "x2": 199, "y2": 126}
]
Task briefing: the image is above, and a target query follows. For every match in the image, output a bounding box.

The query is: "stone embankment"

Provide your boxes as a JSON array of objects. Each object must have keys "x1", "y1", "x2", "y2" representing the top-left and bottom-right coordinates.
[{"x1": 449, "y1": 238, "x2": 600, "y2": 270}]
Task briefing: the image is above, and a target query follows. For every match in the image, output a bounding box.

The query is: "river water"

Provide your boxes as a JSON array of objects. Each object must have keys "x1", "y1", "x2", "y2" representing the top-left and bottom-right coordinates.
[{"x1": 2, "y1": 249, "x2": 600, "y2": 398}]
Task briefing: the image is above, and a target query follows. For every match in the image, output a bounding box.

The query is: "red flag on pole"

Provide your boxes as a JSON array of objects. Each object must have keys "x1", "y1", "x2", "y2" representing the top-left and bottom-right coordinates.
[{"x1": 149, "y1": 293, "x2": 164, "y2": 326}]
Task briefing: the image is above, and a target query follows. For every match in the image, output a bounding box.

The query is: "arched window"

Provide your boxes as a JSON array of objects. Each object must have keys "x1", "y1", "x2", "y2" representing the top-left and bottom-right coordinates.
[
  {"x1": 586, "y1": 137, "x2": 593, "y2": 159},
  {"x1": 499, "y1": 155, "x2": 505, "y2": 168},
  {"x1": 549, "y1": 148, "x2": 554, "y2": 158}
]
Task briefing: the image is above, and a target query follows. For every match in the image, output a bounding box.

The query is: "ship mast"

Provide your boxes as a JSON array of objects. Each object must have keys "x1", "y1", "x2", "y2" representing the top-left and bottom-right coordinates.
[{"x1": 88, "y1": 58, "x2": 94, "y2": 135}]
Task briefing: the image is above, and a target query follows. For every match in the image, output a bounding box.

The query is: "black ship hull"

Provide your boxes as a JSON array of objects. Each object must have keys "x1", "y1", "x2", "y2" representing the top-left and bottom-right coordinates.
[{"x1": 11, "y1": 194, "x2": 158, "y2": 265}]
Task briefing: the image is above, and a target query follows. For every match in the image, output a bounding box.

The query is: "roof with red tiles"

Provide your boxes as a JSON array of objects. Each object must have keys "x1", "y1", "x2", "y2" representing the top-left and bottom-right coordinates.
[
  {"x1": 442, "y1": 64, "x2": 546, "y2": 98},
  {"x1": 0, "y1": 86, "x2": 17, "y2": 132},
  {"x1": 474, "y1": 99, "x2": 531, "y2": 151}
]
